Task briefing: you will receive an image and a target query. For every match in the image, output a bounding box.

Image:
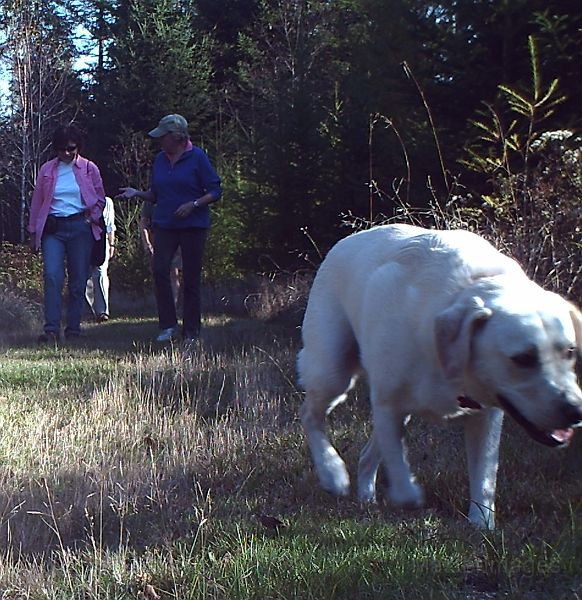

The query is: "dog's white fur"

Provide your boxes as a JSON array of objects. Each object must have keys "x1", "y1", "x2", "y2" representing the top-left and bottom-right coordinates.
[{"x1": 298, "y1": 224, "x2": 582, "y2": 529}]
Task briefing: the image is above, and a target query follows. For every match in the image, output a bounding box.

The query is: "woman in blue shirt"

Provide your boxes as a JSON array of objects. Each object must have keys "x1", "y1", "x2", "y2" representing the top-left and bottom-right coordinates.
[{"x1": 117, "y1": 114, "x2": 222, "y2": 343}]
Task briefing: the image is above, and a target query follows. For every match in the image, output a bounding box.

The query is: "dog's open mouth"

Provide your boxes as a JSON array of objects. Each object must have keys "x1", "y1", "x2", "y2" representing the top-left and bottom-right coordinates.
[{"x1": 497, "y1": 394, "x2": 574, "y2": 448}]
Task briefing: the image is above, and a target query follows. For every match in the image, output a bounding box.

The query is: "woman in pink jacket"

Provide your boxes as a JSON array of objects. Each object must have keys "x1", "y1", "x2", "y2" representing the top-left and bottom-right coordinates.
[{"x1": 28, "y1": 125, "x2": 106, "y2": 342}]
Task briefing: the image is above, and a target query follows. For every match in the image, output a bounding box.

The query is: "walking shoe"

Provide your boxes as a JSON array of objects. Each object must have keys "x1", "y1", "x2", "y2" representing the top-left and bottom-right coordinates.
[
  {"x1": 37, "y1": 331, "x2": 59, "y2": 344},
  {"x1": 182, "y1": 335, "x2": 199, "y2": 350},
  {"x1": 156, "y1": 327, "x2": 176, "y2": 342},
  {"x1": 96, "y1": 313, "x2": 109, "y2": 322}
]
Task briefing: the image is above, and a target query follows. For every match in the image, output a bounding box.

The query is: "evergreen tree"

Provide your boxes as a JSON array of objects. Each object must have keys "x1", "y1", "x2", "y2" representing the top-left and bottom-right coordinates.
[
  {"x1": 230, "y1": 0, "x2": 366, "y2": 265},
  {"x1": 87, "y1": 0, "x2": 215, "y2": 189}
]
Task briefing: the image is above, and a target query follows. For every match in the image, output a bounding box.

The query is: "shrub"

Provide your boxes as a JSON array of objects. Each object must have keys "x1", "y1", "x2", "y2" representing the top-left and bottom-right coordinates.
[
  {"x1": 458, "y1": 38, "x2": 582, "y2": 299},
  {"x1": 360, "y1": 37, "x2": 582, "y2": 303},
  {"x1": 244, "y1": 271, "x2": 313, "y2": 323},
  {"x1": 475, "y1": 130, "x2": 582, "y2": 299},
  {"x1": 0, "y1": 286, "x2": 42, "y2": 343},
  {"x1": 0, "y1": 242, "x2": 43, "y2": 301},
  {"x1": 108, "y1": 198, "x2": 153, "y2": 296}
]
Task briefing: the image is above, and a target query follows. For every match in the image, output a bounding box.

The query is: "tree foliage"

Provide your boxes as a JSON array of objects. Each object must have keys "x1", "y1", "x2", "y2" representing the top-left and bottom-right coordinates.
[
  {"x1": 0, "y1": 0, "x2": 81, "y2": 241},
  {"x1": 86, "y1": 0, "x2": 215, "y2": 184},
  {"x1": 0, "y1": 0, "x2": 580, "y2": 280}
]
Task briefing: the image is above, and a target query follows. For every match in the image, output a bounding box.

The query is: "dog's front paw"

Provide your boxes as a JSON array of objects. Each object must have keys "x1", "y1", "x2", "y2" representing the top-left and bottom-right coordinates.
[
  {"x1": 317, "y1": 455, "x2": 350, "y2": 497},
  {"x1": 357, "y1": 482, "x2": 377, "y2": 504},
  {"x1": 388, "y1": 481, "x2": 425, "y2": 508},
  {"x1": 357, "y1": 467, "x2": 378, "y2": 503}
]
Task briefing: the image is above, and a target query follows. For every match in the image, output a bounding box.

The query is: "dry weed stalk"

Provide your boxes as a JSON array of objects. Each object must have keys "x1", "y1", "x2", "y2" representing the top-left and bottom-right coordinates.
[{"x1": 0, "y1": 332, "x2": 296, "y2": 562}]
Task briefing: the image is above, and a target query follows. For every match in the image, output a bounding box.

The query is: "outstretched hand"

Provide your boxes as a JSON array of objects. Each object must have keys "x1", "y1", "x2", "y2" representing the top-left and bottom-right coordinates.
[{"x1": 116, "y1": 187, "x2": 139, "y2": 200}]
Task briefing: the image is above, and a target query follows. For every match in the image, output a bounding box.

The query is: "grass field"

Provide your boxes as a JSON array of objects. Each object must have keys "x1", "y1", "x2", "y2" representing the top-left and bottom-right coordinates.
[{"x1": 0, "y1": 299, "x2": 581, "y2": 598}]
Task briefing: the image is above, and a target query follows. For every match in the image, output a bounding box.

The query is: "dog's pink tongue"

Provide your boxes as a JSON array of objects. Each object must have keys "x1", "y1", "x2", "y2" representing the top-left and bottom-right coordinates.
[{"x1": 551, "y1": 428, "x2": 574, "y2": 444}]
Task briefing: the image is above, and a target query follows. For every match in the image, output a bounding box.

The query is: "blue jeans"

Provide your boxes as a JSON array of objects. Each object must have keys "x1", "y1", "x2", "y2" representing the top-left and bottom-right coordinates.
[
  {"x1": 153, "y1": 227, "x2": 207, "y2": 336},
  {"x1": 41, "y1": 215, "x2": 94, "y2": 335}
]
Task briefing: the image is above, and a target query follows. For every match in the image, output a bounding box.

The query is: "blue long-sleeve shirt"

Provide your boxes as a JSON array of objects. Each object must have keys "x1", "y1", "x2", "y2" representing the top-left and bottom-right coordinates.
[{"x1": 151, "y1": 145, "x2": 222, "y2": 229}]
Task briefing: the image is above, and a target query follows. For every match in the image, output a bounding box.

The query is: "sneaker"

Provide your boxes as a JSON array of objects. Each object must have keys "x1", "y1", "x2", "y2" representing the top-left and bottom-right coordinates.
[
  {"x1": 96, "y1": 313, "x2": 109, "y2": 322},
  {"x1": 156, "y1": 327, "x2": 176, "y2": 342},
  {"x1": 182, "y1": 335, "x2": 199, "y2": 350},
  {"x1": 37, "y1": 331, "x2": 59, "y2": 344}
]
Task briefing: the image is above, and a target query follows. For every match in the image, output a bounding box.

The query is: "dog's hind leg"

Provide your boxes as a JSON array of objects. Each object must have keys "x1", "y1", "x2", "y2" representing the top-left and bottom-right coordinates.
[
  {"x1": 358, "y1": 414, "x2": 415, "y2": 503},
  {"x1": 298, "y1": 320, "x2": 360, "y2": 497},
  {"x1": 357, "y1": 435, "x2": 382, "y2": 503},
  {"x1": 464, "y1": 407, "x2": 504, "y2": 529},
  {"x1": 371, "y1": 402, "x2": 424, "y2": 508},
  {"x1": 299, "y1": 383, "x2": 356, "y2": 496}
]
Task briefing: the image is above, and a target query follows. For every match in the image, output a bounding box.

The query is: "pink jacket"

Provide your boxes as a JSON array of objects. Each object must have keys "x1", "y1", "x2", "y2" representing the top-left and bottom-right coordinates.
[{"x1": 28, "y1": 155, "x2": 106, "y2": 250}]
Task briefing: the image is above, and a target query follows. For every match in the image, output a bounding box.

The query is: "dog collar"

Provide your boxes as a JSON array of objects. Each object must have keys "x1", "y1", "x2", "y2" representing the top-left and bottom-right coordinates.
[{"x1": 457, "y1": 395, "x2": 482, "y2": 410}]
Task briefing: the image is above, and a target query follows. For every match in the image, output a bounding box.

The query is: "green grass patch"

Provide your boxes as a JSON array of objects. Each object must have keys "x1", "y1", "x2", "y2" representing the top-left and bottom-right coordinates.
[{"x1": 0, "y1": 313, "x2": 579, "y2": 597}]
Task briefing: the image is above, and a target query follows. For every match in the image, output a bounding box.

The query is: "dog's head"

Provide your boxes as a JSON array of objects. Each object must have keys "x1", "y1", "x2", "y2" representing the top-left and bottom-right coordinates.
[{"x1": 435, "y1": 282, "x2": 582, "y2": 447}]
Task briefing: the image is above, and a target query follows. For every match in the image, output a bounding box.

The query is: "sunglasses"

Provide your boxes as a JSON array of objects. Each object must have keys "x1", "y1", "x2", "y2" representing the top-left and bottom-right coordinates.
[{"x1": 57, "y1": 144, "x2": 78, "y2": 152}]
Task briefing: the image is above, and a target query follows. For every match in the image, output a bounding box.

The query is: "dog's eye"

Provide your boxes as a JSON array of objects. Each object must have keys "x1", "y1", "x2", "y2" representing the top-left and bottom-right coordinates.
[
  {"x1": 564, "y1": 347, "x2": 577, "y2": 361},
  {"x1": 511, "y1": 351, "x2": 539, "y2": 368}
]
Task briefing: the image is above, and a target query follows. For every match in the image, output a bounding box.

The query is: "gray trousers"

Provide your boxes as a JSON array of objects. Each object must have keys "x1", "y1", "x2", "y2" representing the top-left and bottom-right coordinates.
[{"x1": 86, "y1": 241, "x2": 111, "y2": 317}]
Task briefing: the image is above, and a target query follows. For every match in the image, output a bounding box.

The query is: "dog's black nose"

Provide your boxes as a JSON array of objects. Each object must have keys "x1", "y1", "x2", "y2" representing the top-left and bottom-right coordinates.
[{"x1": 562, "y1": 402, "x2": 582, "y2": 425}]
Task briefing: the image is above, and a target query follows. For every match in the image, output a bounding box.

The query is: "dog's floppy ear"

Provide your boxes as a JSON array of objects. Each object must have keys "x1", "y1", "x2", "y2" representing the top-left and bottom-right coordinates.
[{"x1": 435, "y1": 295, "x2": 492, "y2": 380}]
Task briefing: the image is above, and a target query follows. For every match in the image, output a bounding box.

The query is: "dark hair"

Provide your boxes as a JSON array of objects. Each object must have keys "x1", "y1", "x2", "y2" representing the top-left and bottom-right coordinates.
[{"x1": 51, "y1": 124, "x2": 84, "y2": 153}]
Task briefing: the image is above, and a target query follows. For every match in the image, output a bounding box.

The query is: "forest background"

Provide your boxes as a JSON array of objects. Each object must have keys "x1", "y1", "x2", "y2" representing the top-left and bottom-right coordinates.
[
  {"x1": 0, "y1": 2, "x2": 581, "y2": 595},
  {"x1": 0, "y1": 0, "x2": 581, "y2": 296}
]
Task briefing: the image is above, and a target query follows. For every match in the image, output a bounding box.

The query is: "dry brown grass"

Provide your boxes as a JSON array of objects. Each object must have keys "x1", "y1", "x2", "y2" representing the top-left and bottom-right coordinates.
[
  {"x1": 243, "y1": 272, "x2": 314, "y2": 322},
  {"x1": 0, "y1": 329, "x2": 301, "y2": 557},
  {"x1": 0, "y1": 278, "x2": 580, "y2": 597},
  {"x1": 0, "y1": 286, "x2": 42, "y2": 344}
]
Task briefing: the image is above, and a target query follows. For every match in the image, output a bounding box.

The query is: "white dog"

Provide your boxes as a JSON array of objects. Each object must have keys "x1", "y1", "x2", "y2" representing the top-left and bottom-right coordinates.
[{"x1": 297, "y1": 224, "x2": 582, "y2": 529}]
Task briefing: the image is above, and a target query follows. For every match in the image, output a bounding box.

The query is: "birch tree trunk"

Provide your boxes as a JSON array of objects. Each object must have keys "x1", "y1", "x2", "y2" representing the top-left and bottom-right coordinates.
[{"x1": 2, "y1": 0, "x2": 77, "y2": 241}]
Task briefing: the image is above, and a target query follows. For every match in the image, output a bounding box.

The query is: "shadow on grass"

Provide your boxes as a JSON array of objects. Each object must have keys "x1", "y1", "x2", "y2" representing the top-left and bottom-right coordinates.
[
  {"x1": 4, "y1": 311, "x2": 581, "y2": 599},
  {"x1": 3, "y1": 312, "x2": 300, "y2": 360},
  {"x1": 0, "y1": 312, "x2": 303, "y2": 558}
]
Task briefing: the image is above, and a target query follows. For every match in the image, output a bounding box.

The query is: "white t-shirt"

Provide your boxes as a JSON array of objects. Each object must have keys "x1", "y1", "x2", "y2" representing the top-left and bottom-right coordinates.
[
  {"x1": 103, "y1": 196, "x2": 116, "y2": 233},
  {"x1": 49, "y1": 161, "x2": 84, "y2": 216}
]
